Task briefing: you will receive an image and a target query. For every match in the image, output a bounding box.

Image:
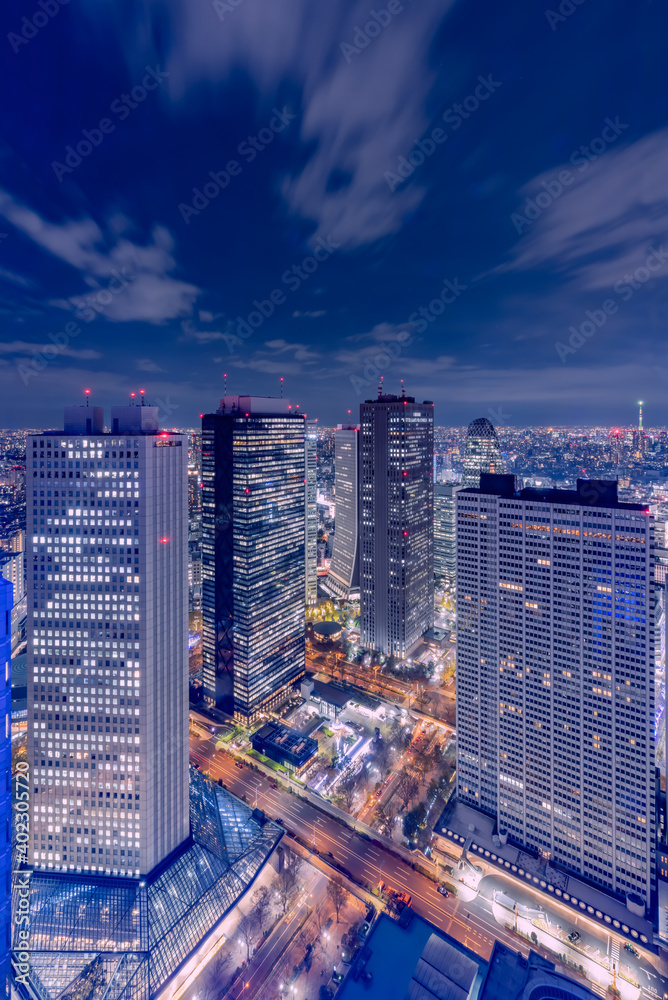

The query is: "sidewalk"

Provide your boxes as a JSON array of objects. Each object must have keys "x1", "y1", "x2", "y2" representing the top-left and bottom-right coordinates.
[{"x1": 436, "y1": 800, "x2": 655, "y2": 951}]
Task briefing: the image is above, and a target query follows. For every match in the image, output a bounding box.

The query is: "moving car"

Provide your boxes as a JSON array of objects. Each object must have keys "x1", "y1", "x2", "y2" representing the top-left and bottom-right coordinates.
[
  {"x1": 437, "y1": 885, "x2": 449, "y2": 897},
  {"x1": 235, "y1": 760, "x2": 244, "y2": 769},
  {"x1": 624, "y1": 942, "x2": 639, "y2": 957},
  {"x1": 567, "y1": 931, "x2": 580, "y2": 944}
]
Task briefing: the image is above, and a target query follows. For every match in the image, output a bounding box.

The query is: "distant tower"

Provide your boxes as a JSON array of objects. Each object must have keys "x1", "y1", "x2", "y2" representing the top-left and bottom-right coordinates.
[
  {"x1": 461, "y1": 417, "x2": 503, "y2": 488},
  {"x1": 639, "y1": 401, "x2": 644, "y2": 432}
]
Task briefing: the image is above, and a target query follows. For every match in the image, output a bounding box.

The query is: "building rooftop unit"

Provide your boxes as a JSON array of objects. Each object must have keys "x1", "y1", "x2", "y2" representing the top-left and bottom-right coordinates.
[
  {"x1": 250, "y1": 720, "x2": 318, "y2": 768},
  {"x1": 338, "y1": 911, "x2": 485, "y2": 1000},
  {"x1": 462, "y1": 473, "x2": 649, "y2": 511}
]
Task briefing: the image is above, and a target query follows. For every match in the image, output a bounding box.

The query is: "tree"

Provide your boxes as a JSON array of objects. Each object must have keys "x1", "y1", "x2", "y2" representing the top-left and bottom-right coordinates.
[
  {"x1": 372, "y1": 738, "x2": 392, "y2": 777},
  {"x1": 200, "y1": 950, "x2": 232, "y2": 1000},
  {"x1": 327, "y1": 876, "x2": 348, "y2": 923},
  {"x1": 275, "y1": 849, "x2": 303, "y2": 914},
  {"x1": 236, "y1": 911, "x2": 257, "y2": 963},
  {"x1": 403, "y1": 802, "x2": 427, "y2": 839},
  {"x1": 252, "y1": 884, "x2": 273, "y2": 934},
  {"x1": 339, "y1": 773, "x2": 358, "y2": 813},
  {"x1": 396, "y1": 767, "x2": 419, "y2": 810}
]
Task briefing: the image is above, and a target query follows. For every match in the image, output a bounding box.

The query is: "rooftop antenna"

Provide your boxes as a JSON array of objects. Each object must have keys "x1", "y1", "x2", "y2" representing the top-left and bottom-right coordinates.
[
  {"x1": 130, "y1": 391, "x2": 136, "y2": 406},
  {"x1": 84, "y1": 389, "x2": 91, "y2": 406},
  {"x1": 280, "y1": 376, "x2": 284, "y2": 399},
  {"x1": 401, "y1": 379, "x2": 406, "y2": 398},
  {"x1": 378, "y1": 374, "x2": 383, "y2": 399},
  {"x1": 140, "y1": 389, "x2": 145, "y2": 406},
  {"x1": 223, "y1": 372, "x2": 227, "y2": 401}
]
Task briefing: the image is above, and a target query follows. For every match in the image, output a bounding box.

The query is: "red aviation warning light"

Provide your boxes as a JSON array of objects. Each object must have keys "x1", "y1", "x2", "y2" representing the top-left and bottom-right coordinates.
[{"x1": 159, "y1": 537, "x2": 170, "y2": 543}]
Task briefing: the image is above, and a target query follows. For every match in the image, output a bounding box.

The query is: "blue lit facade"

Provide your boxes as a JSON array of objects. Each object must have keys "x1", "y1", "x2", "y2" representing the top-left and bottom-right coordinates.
[
  {"x1": 0, "y1": 575, "x2": 11, "y2": 999},
  {"x1": 12, "y1": 768, "x2": 282, "y2": 1000}
]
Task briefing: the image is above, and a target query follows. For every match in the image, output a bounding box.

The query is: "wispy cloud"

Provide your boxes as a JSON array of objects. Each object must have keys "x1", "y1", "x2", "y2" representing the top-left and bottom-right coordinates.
[
  {"x1": 503, "y1": 128, "x2": 668, "y2": 291},
  {"x1": 0, "y1": 340, "x2": 101, "y2": 360},
  {"x1": 0, "y1": 192, "x2": 200, "y2": 323},
  {"x1": 228, "y1": 337, "x2": 322, "y2": 374},
  {"x1": 77, "y1": 0, "x2": 456, "y2": 247}
]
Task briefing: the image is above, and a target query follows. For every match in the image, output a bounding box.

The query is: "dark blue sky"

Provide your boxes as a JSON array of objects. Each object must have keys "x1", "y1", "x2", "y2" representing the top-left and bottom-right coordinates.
[{"x1": 0, "y1": 0, "x2": 665, "y2": 428}]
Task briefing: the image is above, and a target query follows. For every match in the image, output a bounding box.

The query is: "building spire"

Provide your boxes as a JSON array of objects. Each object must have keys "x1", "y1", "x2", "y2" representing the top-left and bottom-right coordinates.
[{"x1": 638, "y1": 400, "x2": 643, "y2": 432}]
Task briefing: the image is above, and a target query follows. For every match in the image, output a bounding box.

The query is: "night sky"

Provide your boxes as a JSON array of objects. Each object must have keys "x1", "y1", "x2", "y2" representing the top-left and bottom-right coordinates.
[{"x1": 0, "y1": 0, "x2": 665, "y2": 429}]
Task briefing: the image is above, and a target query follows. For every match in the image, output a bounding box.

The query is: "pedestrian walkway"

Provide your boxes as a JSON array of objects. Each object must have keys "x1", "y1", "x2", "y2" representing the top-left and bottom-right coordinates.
[{"x1": 436, "y1": 800, "x2": 655, "y2": 951}]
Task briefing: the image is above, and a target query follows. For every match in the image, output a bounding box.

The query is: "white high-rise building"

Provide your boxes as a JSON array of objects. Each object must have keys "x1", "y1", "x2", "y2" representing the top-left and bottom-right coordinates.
[
  {"x1": 434, "y1": 483, "x2": 458, "y2": 584},
  {"x1": 27, "y1": 404, "x2": 189, "y2": 877},
  {"x1": 328, "y1": 425, "x2": 360, "y2": 600},
  {"x1": 456, "y1": 473, "x2": 656, "y2": 906},
  {"x1": 360, "y1": 394, "x2": 434, "y2": 658},
  {"x1": 305, "y1": 419, "x2": 318, "y2": 605}
]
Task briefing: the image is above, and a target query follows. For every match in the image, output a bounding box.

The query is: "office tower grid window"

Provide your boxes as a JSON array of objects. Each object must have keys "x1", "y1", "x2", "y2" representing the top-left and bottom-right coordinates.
[
  {"x1": 26, "y1": 408, "x2": 189, "y2": 878},
  {"x1": 456, "y1": 475, "x2": 656, "y2": 905}
]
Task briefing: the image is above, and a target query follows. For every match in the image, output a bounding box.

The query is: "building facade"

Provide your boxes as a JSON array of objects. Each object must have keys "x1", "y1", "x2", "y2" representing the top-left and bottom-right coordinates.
[
  {"x1": 202, "y1": 397, "x2": 306, "y2": 721},
  {"x1": 305, "y1": 419, "x2": 318, "y2": 605},
  {"x1": 26, "y1": 404, "x2": 189, "y2": 878},
  {"x1": 434, "y1": 482, "x2": 458, "y2": 584},
  {"x1": 328, "y1": 425, "x2": 360, "y2": 600},
  {"x1": 360, "y1": 395, "x2": 434, "y2": 658},
  {"x1": 456, "y1": 473, "x2": 656, "y2": 906},
  {"x1": 0, "y1": 576, "x2": 11, "y2": 999},
  {"x1": 461, "y1": 417, "x2": 503, "y2": 488}
]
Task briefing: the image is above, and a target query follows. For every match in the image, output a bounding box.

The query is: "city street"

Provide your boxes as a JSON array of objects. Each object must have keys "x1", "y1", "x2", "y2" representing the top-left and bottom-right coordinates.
[{"x1": 190, "y1": 732, "x2": 668, "y2": 1000}]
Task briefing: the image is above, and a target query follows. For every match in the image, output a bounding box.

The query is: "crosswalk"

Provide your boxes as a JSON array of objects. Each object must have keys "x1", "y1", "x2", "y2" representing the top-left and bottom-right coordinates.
[{"x1": 611, "y1": 939, "x2": 620, "y2": 968}]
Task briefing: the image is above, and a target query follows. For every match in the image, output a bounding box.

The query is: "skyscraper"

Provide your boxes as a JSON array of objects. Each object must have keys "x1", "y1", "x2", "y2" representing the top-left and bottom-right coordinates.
[
  {"x1": 456, "y1": 473, "x2": 656, "y2": 906},
  {"x1": 202, "y1": 396, "x2": 306, "y2": 721},
  {"x1": 0, "y1": 575, "x2": 11, "y2": 1000},
  {"x1": 461, "y1": 417, "x2": 503, "y2": 488},
  {"x1": 26, "y1": 404, "x2": 189, "y2": 876},
  {"x1": 15, "y1": 401, "x2": 283, "y2": 1000},
  {"x1": 434, "y1": 482, "x2": 458, "y2": 584},
  {"x1": 328, "y1": 425, "x2": 360, "y2": 600},
  {"x1": 305, "y1": 418, "x2": 318, "y2": 605},
  {"x1": 360, "y1": 394, "x2": 434, "y2": 658}
]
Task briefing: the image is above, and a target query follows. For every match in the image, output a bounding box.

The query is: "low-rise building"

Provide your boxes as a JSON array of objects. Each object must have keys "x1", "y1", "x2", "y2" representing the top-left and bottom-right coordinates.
[{"x1": 250, "y1": 720, "x2": 318, "y2": 771}]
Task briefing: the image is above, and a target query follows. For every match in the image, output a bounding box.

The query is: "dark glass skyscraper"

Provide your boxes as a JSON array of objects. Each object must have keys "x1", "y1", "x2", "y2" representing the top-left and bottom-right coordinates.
[
  {"x1": 360, "y1": 394, "x2": 434, "y2": 658},
  {"x1": 202, "y1": 396, "x2": 306, "y2": 721}
]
